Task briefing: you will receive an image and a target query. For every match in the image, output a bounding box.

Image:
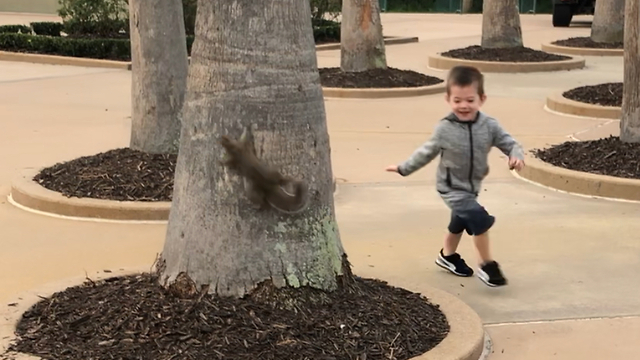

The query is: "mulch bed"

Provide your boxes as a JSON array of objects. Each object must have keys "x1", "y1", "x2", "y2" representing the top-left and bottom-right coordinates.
[
  {"x1": 33, "y1": 148, "x2": 177, "y2": 202},
  {"x1": 533, "y1": 136, "x2": 640, "y2": 179},
  {"x1": 440, "y1": 45, "x2": 571, "y2": 62},
  {"x1": 552, "y1": 36, "x2": 623, "y2": 49},
  {"x1": 319, "y1": 67, "x2": 443, "y2": 88},
  {"x1": 562, "y1": 82, "x2": 623, "y2": 107},
  {"x1": 6, "y1": 273, "x2": 450, "y2": 360}
]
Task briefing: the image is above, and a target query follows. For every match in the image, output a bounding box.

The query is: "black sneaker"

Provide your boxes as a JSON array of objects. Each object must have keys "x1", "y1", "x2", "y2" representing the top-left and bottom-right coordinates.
[
  {"x1": 478, "y1": 261, "x2": 508, "y2": 287},
  {"x1": 435, "y1": 249, "x2": 474, "y2": 277}
]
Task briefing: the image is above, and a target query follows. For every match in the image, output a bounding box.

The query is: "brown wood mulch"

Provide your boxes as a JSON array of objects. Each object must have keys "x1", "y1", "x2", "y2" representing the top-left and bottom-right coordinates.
[
  {"x1": 441, "y1": 45, "x2": 571, "y2": 62},
  {"x1": 33, "y1": 148, "x2": 177, "y2": 202},
  {"x1": 552, "y1": 36, "x2": 623, "y2": 49},
  {"x1": 533, "y1": 136, "x2": 640, "y2": 179},
  {"x1": 562, "y1": 82, "x2": 623, "y2": 107},
  {"x1": 4, "y1": 272, "x2": 450, "y2": 360},
  {"x1": 319, "y1": 67, "x2": 444, "y2": 88}
]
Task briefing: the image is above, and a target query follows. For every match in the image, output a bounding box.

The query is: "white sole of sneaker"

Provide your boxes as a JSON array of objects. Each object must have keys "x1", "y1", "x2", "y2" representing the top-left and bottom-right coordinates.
[
  {"x1": 477, "y1": 269, "x2": 506, "y2": 287},
  {"x1": 435, "y1": 256, "x2": 473, "y2": 277}
]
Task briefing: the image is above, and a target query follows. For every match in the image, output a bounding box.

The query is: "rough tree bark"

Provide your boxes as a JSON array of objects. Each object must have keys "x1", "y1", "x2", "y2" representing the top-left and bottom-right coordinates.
[
  {"x1": 621, "y1": 0, "x2": 640, "y2": 143},
  {"x1": 591, "y1": 0, "x2": 625, "y2": 44},
  {"x1": 481, "y1": 0, "x2": 523, "y2": 48},
  {"x1": 340, "y1": 0, "x2": 387, "y2": 72},
  {"x1": 128, "y1": 0, "x2": 189, "y2": 154},
  {"x1": 159, "y1": 0, "x2": 347, "y2": 297}
]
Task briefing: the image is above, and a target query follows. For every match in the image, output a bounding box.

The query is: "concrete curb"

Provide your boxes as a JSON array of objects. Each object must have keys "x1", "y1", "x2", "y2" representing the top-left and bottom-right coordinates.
[
  {"x1": 546, "y1": 91, "x2": 621, "y2": 119},
  {"x1": 541, "y1": 42, "x2": 623, "y2": 57},
  {"x1": 0, "y1": 36, "x2": 418, "y2": 70},
  {"x1": 415, "y1": 285, "x2": 485, "y2": 360},
  {"x1": 322, "y1": 81, "x2": 445, "y2": 99},
  {"x1": 316, "y1": 36, "x2": 419, "y2": 51},
  {"x1": 516, "y1": 155, "x2": 640, "y2": 202},
  {"x1": 0, "y1": 267, "x2": 486, "y2": 360},
  {"x1": 0, "y1": 51, "x2": 131, "y2": 70},
  {"x1": 427, "y1": 53, "x2": 586, "y2": 73},
  {"x1": 9, "y1": 168, "x2": 170, "y2": 221},
  {"x1": 9, "y1": 169, "x2": 341, "y2": 222}
]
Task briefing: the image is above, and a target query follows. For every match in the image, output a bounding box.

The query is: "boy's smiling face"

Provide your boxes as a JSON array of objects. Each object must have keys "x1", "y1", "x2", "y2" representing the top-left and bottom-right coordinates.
[{"x1": 445, "y1": 84, "x2": 486, "y2": 121}]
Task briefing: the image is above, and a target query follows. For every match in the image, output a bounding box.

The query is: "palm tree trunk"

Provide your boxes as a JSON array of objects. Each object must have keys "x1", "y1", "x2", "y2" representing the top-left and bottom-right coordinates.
[
  {"x1": 340, "y1": 0, "x2": 387, "y2": 72},
  {"x1": 128, "y1": 0, "x2": 189, "y2": 154},
  {"x1": 159, "y1": 0, "x2": 347, "y2": 297},
  {"x1": 621, "y1": 0, "x2": 640, "y2": 143},
  {"x1": 591, "y1": 0, "x2": 625, "y2": 44},
  {"x1": 481, "y1": 0, "x2": 523, "y2": 49}
]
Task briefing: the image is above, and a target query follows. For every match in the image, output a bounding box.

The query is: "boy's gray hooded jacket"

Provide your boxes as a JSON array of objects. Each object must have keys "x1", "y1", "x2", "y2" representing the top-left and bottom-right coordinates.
[{"x1": 398, "y1": 112, "x2": 524, "y2": 195}]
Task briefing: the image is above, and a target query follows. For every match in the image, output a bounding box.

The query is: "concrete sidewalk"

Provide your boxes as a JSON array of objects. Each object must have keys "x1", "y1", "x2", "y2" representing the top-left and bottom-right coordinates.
[{"x1": 1, "y1": 11, "x2": 639, "y2": 359}]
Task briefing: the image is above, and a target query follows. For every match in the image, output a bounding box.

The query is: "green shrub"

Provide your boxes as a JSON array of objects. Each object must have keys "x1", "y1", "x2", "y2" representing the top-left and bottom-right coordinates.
[
  {"x1": 0, "y1": 33, "x2": 130, "y2": 60},
  {"x1": 470, "y1": 0, "x2": 553, "y2": 13},
  {"x1": 311, "y1": 0, "x2": 341, "y2": 22},
  {"x1": 0, "y1": 33, "x2": 196, "y2": 61},
  {"x1": 182, "y1": 0, "x2": 197, "y2": 36},
  {"x1": 0, "y1": 25, "x2": 32, "y2": 34},
  {"x1": 57, "y1": 0, "x2": 129, "y2": 38},
  {"x1": 57, "y1": 0, "x2": 196, "y2": 37},
  {"x1": 30, "y1": 22, "x2": 64, "y2": 37},
  {"x1": 186, "y1": 35, "x2": 194, "y2": 54},
  {"x1": 387, "y1": 0, "x2": 435, "y2": 12},
  {"x1": 313, "y1": 21, "x2": 341, "y2": 43}
]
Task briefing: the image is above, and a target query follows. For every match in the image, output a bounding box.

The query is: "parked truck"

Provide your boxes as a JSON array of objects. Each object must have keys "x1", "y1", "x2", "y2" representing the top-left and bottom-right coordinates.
[{"x1": 552, "y1": 0, "x2": 596, "y2": 27}]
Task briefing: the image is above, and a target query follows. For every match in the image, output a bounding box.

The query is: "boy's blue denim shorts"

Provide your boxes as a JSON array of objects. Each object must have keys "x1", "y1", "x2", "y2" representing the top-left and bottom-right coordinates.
[{"x1": 439, "y1": 190, "x2": 495, "y2": 236}]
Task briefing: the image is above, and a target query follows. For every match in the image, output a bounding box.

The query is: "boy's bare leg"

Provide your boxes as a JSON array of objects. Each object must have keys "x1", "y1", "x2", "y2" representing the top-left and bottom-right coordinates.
[
  {"x1": 443, "y1": 232, "x2": 463, "y2": 256},
  {"x1": 473, "y1": 232, "x2": 492, "y2": 265}
]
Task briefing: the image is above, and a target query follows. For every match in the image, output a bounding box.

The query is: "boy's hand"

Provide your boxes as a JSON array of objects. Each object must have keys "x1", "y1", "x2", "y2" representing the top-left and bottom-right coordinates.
[
  {"x1": 508, "y1": 157, "x2": 525, "y2": 171},
  {"x1": 385, "y1": 165, "x2": 399, "y2": 173}
]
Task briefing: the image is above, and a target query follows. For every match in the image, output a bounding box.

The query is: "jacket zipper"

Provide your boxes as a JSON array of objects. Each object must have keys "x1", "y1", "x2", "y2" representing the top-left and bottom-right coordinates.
[{"x1": 467, "y1": 123, "x2": 475, "y2": 193}]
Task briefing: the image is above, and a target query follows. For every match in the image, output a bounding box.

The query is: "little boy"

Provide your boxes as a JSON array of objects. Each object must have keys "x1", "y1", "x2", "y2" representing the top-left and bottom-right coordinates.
[{"x1": 385, "y1": 65, "x2": 524, "y2": 287}]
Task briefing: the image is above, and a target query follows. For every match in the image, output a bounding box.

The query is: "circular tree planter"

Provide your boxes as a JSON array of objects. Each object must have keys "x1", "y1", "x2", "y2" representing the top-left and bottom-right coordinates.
[
  {"x1": 9, "y1": 148, "x2": 175, "y2": 222},
  {"x1": 9, "y1": 167, "x2": 171, "y2": 222},
  {"x1": 10, "y1": 149, "x2": 342, "y2": 222},
  {"x1": 319, "y1": 67, "x2": 445, "y2": 99},
  {"x1": 428, "y1": 45, "x2": 585, "y2": 73},
  {"x1": 516, "y1": 137, "x2": 640, "y2": 202},
  {"x1": 541, "y1": 37, "x2": 623, "y2": 57},
  {"x1": 546, "y1": 83, "x2": 622, "y2": 119},
  {"x1": 0, "y1": 268, "x2": 486, "y2": 360}
]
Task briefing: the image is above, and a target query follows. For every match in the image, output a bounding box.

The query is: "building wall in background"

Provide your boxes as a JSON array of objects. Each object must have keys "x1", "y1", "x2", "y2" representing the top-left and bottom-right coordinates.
[{"x1": 0, "y1": 0, "x2": 59, "y2": 14}]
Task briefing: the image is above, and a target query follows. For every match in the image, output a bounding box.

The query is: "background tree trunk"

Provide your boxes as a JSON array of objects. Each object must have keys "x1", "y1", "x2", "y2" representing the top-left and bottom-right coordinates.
[
  {"x1": 128, "y1": 0, "x2": 189, "y2": 154},
  {"x1": 621, "y1": 0, "x2": 640, "y2": 143},
  {"x1": 461, "y1": 0, "x2": 473, "y2": 13},
  {"x1": 481, "y1": 0, "x2": 523, "y2": 48},
  {"x1": 340, "y1": 0, "x2": 387, "y2": 72},
  {"x1": 159, "y1": 0, "x2": 347, "y2": 298},
  {"x1": 591, "y1": 0, "x2": 625, "y2": 44}
]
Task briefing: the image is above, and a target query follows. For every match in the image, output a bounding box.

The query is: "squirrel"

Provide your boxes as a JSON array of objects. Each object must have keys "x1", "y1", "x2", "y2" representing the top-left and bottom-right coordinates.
[{"x1": 219, "y1": 128, "x2": 309, "y2": 214}]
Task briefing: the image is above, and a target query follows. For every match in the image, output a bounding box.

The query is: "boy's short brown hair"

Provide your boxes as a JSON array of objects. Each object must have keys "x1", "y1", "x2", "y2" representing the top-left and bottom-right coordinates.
[{"x1": 446, "y1": 65, "x2": 485, "y2": 96}]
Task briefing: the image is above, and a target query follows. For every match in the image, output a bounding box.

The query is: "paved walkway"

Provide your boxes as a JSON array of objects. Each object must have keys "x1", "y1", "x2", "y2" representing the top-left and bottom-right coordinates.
[{"x1": 1, "y1": 12, "x2": 638, "y2": 359}]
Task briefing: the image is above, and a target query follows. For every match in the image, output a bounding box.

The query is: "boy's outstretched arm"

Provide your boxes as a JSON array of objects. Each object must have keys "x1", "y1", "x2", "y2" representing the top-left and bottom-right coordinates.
[
  {"x1": 389, "y1": 126, "x2": 442, "y2": 176},
  {"x1": 489, "y1": 119, "x2": 525, "y2": 169}
]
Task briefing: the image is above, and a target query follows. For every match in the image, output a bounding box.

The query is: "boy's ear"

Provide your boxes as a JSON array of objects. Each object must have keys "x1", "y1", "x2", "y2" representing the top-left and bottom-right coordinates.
[
  {"x1": 480, "y1": 94, "x2": 487, "y2": 104},
  {"x1": 444, "y1": 93, "x2": 450, "y2": 102}
]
